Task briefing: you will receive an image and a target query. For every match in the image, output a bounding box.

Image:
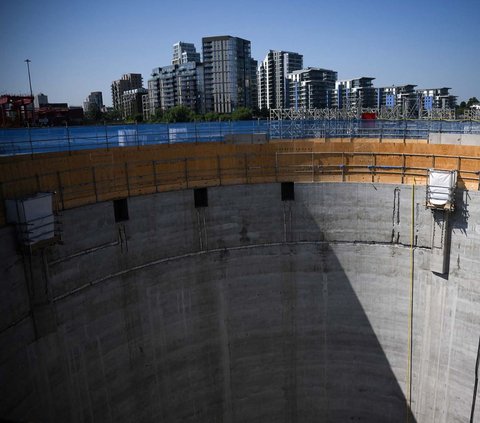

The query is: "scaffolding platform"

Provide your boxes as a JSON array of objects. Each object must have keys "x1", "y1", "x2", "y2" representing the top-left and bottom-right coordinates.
[{"x1": 426, "y1": 169, "x2": 457, "y2": 211}]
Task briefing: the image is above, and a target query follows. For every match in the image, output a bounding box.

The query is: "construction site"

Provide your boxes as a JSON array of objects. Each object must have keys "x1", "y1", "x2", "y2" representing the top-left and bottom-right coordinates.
[
  {"x1": 1, "y1": 117, "x2": 480, "y2": 422},
  {"x1": 0, "y1": 94, "x2": 84, "y2": 128}
]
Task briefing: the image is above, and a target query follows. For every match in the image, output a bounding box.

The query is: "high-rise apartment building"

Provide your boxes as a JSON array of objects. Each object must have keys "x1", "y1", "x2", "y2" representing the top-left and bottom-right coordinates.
[
  {"x1": 375, "y1": 84, "x2": 417, "y2": 109},
  {"x1": 417, "y1": 87, "x2": 456, "y2": 110},
  {"x1": 83, "y1": 91, "x2": 104, "y2": 114},
  {"x1": 372, "y1": 85, "x2": 456, "y2": 116},
  {"x1": 145, "y1": 62, "x2": 205, "y2": 119},
  {"x1": 121, "y1": 88, "x2": 148, "y2": 119},
  {"x1": 250, "y1": 58, "x2": 258, "y2": 112},
  {"x1": 202, "y1": 35, "x2": 257, "y2": 113},
  {"x1": 172, "y1": 42, "x2": 201, "y2": 65},
  {"x1": 258, "y1": 51, "x2": 303, "y2": 110},
  {"x1": 287, "y1": 68, "x2": 337, "y2": 110},
  {"x1": 333, "y1": 77, "x2": 376, "y2": 109},
  {"x1": 111, "y1": 73, "x2": 143, "y2": 111}
]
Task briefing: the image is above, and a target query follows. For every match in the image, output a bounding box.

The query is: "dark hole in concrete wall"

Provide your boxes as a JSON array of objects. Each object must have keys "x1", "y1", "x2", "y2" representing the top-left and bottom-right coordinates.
[
  {"x1": 281, "y1": 182, "x2": 295, "y2": 201},
  {"x1": 113, "y1": 198, "x2": 129, "y2": 222},
  {"x1": 194, "y1": 188, "x2": 208, "y2": 208}
]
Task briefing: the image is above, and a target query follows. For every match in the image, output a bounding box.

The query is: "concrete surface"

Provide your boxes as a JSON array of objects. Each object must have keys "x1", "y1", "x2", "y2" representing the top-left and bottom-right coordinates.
[
  {"x1": 1, "y1": 182, "x2": 480, "y2": 422},
  {"x1": 4, "y1": 139, "x2": 480, "y2": 228},
  {"x1": 224, "y1": 133, "x2": 268, "y2": 144},
  {"x1": 429, "y1": 132, "x2": 480, "y2": 146}
]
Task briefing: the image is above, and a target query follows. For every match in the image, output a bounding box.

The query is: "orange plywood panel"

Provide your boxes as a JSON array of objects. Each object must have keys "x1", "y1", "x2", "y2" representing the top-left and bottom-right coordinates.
[
  {"x1": 376, "y1": 174, "x2": 404, "y2": 184},
  {"x1": 380, "y1": 138, "x2": 403, "y2": 144},
  {"x1": 375, "y1": 154, "x2": 404, "y2": 167},
  {"x1": 345, "y1": 153, "x2": 374, "y2": 170},
  {"x1": 434, "y1": 156, "x2": 459, "y2": 170},
  {"x1": 356, "y1": 138, "x2": 380, "y2": 144},
  {"x1": 405, "y1": 154, "x2": 433, "y2": 171},
  {"x1": 313, "y1": 173, "x2": 343, "y2": 183},
  {"x1": 128, "y1": 161, "x2": 156, "y2": 194},
  {"x1": 345, "y1": 174, "x2": 373, "y2": 183},
  {"x1": 4, "y1": 140, "x2": 480, "y2": 228},
  {"x1": 460, "y1": 157, "x2": 480, "y2": 172},
  {"x1": 404, "y1": 175, "x2": 427, "y2": 185},
  {"x1": 63, "y1": 195, "x2": 97, "y2": 210},
  {"x1": 37, "y1": 173, "x2": 60, "y2": 193},
  {"x1": 220, "y1": 155, "x2": 248, "y2": 182},
  {"x1": 2, "y1": 177, "x2": 38, "y2": 199},
  {"x1": 154, "y1": 159, "x2": 185, "y2": 188},
  {"x1": 464, "y1": 180, "x2": 478, "y2": 191},
  {"x1": 315, "y1": 154, "x2": 345, "y2": 169},
  {"x1": 247, "y1": 154, "x2": 276, "y2": 182},
  {"x1": 405, "y1": 138, "x2": 428, "y2": 144}
]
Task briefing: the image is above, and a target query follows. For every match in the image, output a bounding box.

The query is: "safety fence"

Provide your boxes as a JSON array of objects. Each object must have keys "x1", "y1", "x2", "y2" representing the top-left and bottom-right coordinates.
[
  {"x1": 0, "y1": 121, "x2": 268, "y2": 156},
  {"x1": 268, "y1": 119, "x2": 480, "y2": 140},
  {"x1": 1, "y1": 150, "x2": 480, "y2": 226},
  {"x1": 1, "y1": 119, "x2": 480, "y2": 156}
]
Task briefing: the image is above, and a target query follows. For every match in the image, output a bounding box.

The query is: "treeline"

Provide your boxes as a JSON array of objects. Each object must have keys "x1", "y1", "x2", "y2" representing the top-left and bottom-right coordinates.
[
  {"x1": 87, "y1": 106, "x2": 269, "y2": 125},
  {"x1": 85, "y1": 97, "x2": 480, "y2": 125},
  {"x1": 456, "y1": 97, "x2": 479, "y2": 116},
  {"x1": 147, "y1": 106, "x2": 267, "y2": 123}
]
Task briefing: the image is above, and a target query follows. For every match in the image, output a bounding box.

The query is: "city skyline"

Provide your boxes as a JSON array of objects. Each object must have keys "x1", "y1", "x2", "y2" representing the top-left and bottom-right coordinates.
[{"x1": 1, "y1": 0, "x2": 479, "y2": 107}]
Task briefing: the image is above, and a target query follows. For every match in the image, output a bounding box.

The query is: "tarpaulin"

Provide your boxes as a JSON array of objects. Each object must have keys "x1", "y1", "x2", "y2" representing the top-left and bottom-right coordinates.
[{"x1": 427, "y1": 170, "x2": 456, "y2": 206}]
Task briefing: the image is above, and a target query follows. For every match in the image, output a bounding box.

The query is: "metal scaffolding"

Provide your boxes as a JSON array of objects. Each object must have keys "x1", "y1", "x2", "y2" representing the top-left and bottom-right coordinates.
[
  {"x1": 268, "y1": 107, "x2": 479, "y2": 140},
  {"x1": 463, "y1": 109, "x2": 480, "y2": 121},
  {"x1": 269, "y1": 105, "x2": 457, "y2": 122}
]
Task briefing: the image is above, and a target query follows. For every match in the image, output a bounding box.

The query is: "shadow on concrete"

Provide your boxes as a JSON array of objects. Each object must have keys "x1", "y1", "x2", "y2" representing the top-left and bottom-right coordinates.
[
  {"x1": 208, "y1": 197, "x2": 417, "y2": 422},
  {"x1": 451, "y1": 189, "x2": 470, "y2": 234},
  {"x1": 435, "y1": 189, "x2": 471, "y2": 280},
  {"x1": 0, "y1": 183, "x2": 418, "y2": 423}
]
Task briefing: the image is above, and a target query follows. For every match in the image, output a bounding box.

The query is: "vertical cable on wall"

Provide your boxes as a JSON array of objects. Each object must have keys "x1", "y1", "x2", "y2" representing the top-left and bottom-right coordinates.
[
  {"x1": 470, "y1": 336, "x2": 480, "y2": 423},
  {"x1": 406, "y1": 183, "x2": 415, "y2": 422}
]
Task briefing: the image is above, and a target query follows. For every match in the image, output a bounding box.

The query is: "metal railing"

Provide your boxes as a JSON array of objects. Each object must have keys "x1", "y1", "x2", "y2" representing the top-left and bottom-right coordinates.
[
  {"x1": 268, "y1": 119, "x2": 480, "y2": 140},
  {"x1": 1, "y1": 151, "x2": 479, "y2": 226},
  {"x1": 0, "y1": 121, "x2": 269, "y2": 156}
]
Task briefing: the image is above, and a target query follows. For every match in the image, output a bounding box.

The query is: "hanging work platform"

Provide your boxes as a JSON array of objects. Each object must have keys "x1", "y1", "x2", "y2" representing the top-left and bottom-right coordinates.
[
  {"x1": 426, "y1": 169, "x2": 457, "y2": 211},
  {"x1": 5, "y1": 192, "x2": 56, "y2": 247},
  {"x1": 426, "y1": 169, "x2": 457, "y2": 274}
]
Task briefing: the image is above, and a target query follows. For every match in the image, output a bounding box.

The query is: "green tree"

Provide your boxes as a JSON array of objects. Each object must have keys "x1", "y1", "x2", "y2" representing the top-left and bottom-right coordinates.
[
  {"x1": 85, "y1": 106, "x2": 103, "y2": 122},
  {"x1": 231, "y1": 107, "x2": 252, "y2": 121},
  {"x1": 149, "y1": 108, "x2": 164, "y2": 123},
  {"x1": 204, "y1": 111, "x2": 220, "y2": 122},
  {"x1": 467, "y1": 97, "x2": 479, "y2": 107},
  {"x1": 104, "y1": 109, "x2": 122, "y2": 122},
  {"x1": 163, "y1": 105, "x2": 194, "y2": 123}
]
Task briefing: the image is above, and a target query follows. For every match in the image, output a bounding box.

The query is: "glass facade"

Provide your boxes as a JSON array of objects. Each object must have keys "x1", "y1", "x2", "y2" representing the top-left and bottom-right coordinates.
[
  {"x1": 258, "y1": 51, "x2": 303, "y2": 110},
  {"x1": 147, "y1": 62, "x2": 204, "y2": 114},
  {"x1": 288, "y1": 68, "x2": 337, "y2": 110},
  {"x1": 111, "y1": 73, "x2": 143, "y2": 111},
  {"x1": 202, "y1": 36, "x2": 256, "y2": 113}
]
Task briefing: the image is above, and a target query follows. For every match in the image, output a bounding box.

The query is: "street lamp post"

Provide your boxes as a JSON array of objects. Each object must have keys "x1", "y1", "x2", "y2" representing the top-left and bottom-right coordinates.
[
  {"x1": 25, "y1": 59, "x2": 33, "y2": 98},
  {"x1": 24, "y1": 59, "x2": 34, "y2": 125}
]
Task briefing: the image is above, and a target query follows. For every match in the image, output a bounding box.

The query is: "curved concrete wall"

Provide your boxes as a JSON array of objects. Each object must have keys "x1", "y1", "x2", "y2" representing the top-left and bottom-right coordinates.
[
  {"x1": 1, "y1": 182, "x2": 479, "y2": 422},
  {"x1": 3, "y1": 140, "x2": 480, "y2": 226}
]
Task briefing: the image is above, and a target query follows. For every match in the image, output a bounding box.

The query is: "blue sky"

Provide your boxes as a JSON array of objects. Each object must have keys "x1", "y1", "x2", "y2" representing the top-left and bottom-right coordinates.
[{"x1": 1, "y1": 0, "x2": 478, "y2": 106}]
